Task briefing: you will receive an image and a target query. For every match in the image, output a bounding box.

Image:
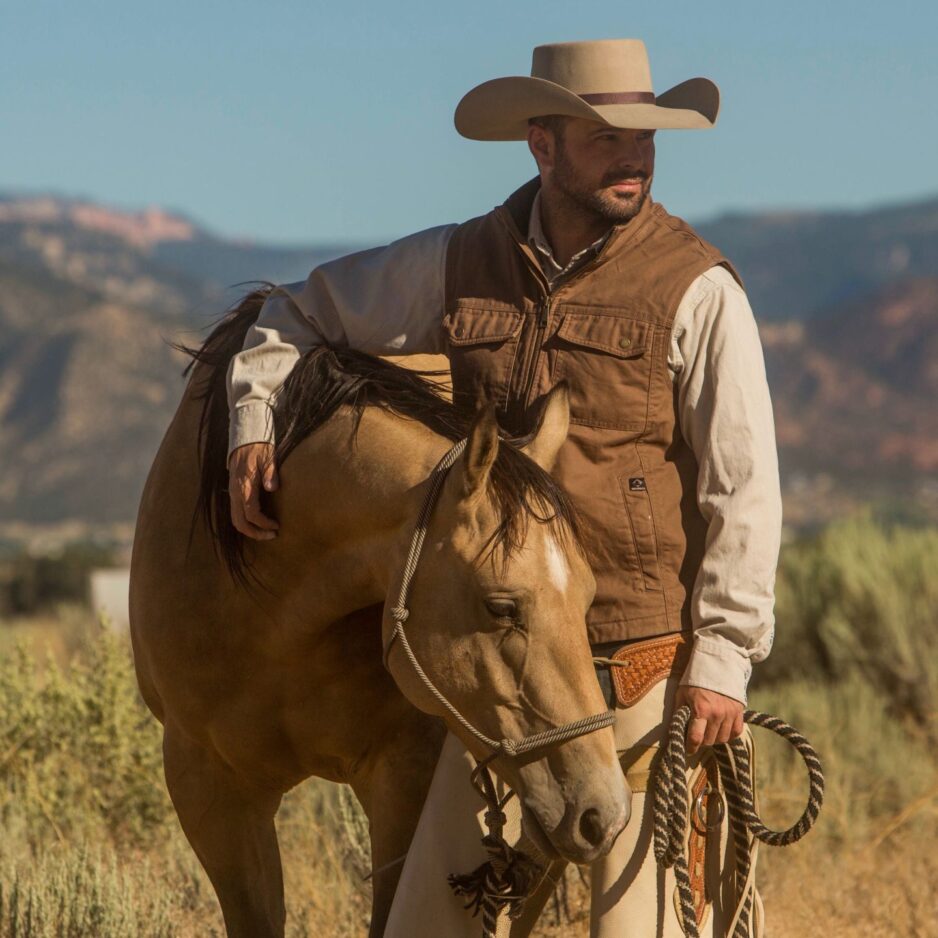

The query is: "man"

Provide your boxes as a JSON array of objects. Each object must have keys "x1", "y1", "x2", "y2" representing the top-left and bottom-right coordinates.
[{"x1": 227, "y1": 39, "x2": 779, "y2": 936}]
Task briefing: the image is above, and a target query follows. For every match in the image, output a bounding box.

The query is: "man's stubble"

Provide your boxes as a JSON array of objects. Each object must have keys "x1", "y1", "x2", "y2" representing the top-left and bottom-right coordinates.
[{"x1": 551, "y1": 139, "x2": 651, "y2": 227}]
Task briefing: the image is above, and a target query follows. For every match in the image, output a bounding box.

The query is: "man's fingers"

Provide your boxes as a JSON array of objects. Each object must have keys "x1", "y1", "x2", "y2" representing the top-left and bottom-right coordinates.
[
  {"x1": 686, "y1": 717, "x2": 707, "y2": 754},
  {"x1": 240, "y1": 461, "x2": 279, "y2": 531},
  {"x1": 702, "y1": 714, "x2": 721, "y2": 748},
  {"x1": 226, "y1": 443, "x2": 279, "y2": 539},
  {"x1": 732, "y1": 711, "x2": 745, "y2": 740},
  {"x1": 242, "y1": 491, "x2": 279, "y2": 532},
  {"x1": 229, "y1": 488, "x2": 275, "y2": 540},
  {"x1": 262, "y1": 459, "x2": 279, "y2": 492},
  {"x1": 714, "y1": 714, "x2": 736, "y2": 746}
]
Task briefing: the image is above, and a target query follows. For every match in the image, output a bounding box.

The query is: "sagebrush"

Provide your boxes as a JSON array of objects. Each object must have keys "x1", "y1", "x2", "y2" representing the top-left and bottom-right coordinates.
[{"x1": 1, "y1": 516, "x2": 936, "y2": 936}]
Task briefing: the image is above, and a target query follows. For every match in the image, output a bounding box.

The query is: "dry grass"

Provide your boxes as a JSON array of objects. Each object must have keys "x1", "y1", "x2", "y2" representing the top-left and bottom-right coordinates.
[{"x1": 2, "y1": 517, "x2": 936, "y2": 936}]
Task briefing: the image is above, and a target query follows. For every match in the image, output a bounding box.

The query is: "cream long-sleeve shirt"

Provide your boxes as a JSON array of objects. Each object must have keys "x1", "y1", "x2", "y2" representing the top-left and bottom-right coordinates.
[{"x1": 226, "y1": 207, "x2": 781, "y2": 705}]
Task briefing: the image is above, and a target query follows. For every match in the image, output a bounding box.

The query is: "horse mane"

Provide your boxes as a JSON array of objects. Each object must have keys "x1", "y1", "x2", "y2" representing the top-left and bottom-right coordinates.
[{"x1": 179, "y1": 284, "x2": 582, "y2": 582}]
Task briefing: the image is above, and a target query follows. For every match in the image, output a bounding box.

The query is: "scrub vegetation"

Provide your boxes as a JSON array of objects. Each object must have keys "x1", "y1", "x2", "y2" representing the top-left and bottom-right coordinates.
[{"x1": 1, "y1": 516, "x2": 935, "y2": 937}]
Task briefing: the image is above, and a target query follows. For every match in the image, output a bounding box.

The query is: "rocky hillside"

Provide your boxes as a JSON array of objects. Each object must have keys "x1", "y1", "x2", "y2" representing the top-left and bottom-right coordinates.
[
  {"x1": 0, "y1": 192, "x2": 935, "y2": 526},
  {"x1": 765, "y1": 277, "x2": 938, "y2": 475},
  {"x1": 697, "y1": 195, "x2": 938, "y2": 320}
]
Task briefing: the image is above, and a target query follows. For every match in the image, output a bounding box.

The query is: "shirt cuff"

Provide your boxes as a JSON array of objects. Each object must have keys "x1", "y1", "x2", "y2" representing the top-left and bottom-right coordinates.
[
  {"x1": 228, "y1": 402, "x2": 275, "y2": 459},
  {"x1": 678, "y1": 635, "x2": 754, "y2": 705}
]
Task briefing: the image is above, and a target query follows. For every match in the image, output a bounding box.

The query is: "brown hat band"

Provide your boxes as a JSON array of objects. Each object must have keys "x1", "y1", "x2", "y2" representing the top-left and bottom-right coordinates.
[{"x1": 578, "y1": 91, "x2": 656, "y2": 105}]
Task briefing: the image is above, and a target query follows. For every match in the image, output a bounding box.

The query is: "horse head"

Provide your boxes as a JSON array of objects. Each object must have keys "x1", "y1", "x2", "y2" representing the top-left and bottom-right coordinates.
[{"x1": 384, "y1": 386, "x2": 630, "y2": 863}]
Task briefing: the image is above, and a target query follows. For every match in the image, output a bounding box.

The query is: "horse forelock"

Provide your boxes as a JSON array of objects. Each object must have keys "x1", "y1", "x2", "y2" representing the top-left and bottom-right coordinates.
[{"x1": 182, "y1": 292, "x2": 583, "y2": 583}]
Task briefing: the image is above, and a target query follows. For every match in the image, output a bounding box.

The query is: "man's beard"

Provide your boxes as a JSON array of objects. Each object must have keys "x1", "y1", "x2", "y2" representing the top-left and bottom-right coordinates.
[{"x1": 552, "y1": 146, "x2": 651, "y2": 225}]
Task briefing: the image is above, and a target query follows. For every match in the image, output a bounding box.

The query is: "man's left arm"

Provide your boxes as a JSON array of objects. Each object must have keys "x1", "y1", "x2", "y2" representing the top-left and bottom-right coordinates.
[{"x1": 670, "y1": 266, "x2": 782, "y2": 752}]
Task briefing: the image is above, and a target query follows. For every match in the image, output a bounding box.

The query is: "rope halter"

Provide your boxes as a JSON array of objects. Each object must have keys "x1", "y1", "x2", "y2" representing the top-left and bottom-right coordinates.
[{"x1": 383, "y1": 437, "x2": 615, "y2": 765}]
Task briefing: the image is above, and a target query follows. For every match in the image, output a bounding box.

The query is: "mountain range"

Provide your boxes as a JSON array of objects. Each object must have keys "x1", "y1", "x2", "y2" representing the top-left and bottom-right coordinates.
[{"x1": 0, "y1": 191, "x2": 935, "y2": 529}]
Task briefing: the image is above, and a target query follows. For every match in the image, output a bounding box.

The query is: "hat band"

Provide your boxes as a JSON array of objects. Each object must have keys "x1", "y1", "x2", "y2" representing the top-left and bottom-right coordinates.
[{"x1": 578, "y1": 91, "x2": 656, "y2": 105}]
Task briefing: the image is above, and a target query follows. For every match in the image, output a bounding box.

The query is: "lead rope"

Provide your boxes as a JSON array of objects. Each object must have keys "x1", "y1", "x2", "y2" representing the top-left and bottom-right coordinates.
[
  {"x1": 652, "y1": 705, "x2": 825, "y2": 938},
  {"x1": 383, "y1": 438, "x2": 616, "y2": 938}
]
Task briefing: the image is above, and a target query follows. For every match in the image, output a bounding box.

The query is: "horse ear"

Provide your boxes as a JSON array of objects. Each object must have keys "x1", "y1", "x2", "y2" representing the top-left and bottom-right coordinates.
[
  {"x1": 461, "y1": 403, "x2": 500, "y2": 499},
  {"x1": 521, "y1": 384, "x2": 570, "y2": 472}
]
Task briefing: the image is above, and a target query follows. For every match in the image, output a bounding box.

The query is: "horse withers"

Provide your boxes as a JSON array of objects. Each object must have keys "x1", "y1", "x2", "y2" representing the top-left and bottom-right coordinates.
[{"x1": 129, "y1": 286, "x2": 630, "y2": 937}]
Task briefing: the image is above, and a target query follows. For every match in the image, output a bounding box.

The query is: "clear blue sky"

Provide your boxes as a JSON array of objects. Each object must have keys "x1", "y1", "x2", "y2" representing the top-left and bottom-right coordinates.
[{"x1": 2, "y1": 0, "x2": 936, "y2": 245}]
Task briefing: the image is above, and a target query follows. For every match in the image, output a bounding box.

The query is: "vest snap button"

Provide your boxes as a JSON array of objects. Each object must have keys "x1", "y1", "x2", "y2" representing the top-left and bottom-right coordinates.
[{"x1": 619, "y1": 337, "x2": 632, "y2": 348}]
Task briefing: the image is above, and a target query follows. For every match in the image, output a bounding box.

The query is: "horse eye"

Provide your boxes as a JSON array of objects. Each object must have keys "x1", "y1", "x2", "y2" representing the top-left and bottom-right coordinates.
[{"x1": 484, "y1": 597, "x2": 518, "y2": 620}]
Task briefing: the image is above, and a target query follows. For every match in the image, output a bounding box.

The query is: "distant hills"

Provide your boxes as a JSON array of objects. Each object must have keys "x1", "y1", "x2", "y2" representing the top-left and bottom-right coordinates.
[
  {"x1": 0, "y1": 191, "x2": 935, "y2": 528},
  {"x1": 697, "y1": 195, "x2": 938, "y2": 321}
]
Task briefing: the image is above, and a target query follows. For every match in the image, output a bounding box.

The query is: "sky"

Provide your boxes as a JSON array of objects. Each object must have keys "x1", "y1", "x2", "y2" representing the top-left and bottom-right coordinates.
[{"x1": 1, "y1": 0, "x2": 936, "y2": 245}]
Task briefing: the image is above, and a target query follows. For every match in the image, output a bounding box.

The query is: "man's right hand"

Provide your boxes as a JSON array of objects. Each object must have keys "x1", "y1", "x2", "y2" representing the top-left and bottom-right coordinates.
[{"x1": 228, "y1": 443, "x2": 280, "y2": 540}]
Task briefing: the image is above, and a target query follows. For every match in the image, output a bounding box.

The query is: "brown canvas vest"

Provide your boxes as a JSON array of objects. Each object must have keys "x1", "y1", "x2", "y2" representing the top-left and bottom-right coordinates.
[{"x1": 443, "y1": 179, "x2": 741, "y2": 645}]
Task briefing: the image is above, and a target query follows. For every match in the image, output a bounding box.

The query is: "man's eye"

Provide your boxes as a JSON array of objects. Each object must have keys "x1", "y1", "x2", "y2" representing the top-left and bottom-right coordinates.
[{"x1": 485, "y1": 598, "x2": 519, "y2": 619}]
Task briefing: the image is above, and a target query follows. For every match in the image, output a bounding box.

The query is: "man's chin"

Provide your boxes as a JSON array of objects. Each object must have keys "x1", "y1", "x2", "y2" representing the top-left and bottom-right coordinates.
[{"x1": 594, "y1": 188, "x2": 647, "y2": 223}]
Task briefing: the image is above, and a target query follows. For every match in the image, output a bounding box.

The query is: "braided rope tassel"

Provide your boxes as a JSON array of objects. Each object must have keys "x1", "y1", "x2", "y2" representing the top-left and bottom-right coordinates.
[
  {"x1": 448, "y1": 767, "x2": 544, "y2": 937},
  {"x1": 652, "y1": 706, "x2": 825, "y2": 938}
]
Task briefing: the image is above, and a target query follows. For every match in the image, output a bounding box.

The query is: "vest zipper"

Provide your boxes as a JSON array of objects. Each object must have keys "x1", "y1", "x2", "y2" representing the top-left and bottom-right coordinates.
[
  {"x1": 518, "y1": 296, "x2": 551, "y2": 413},
  {"x1": 499, "y1": 198, "x2": 643, "y2": 427},
  {"x1": 513, "y1": 246, "x2": 610, "y2": 422}
]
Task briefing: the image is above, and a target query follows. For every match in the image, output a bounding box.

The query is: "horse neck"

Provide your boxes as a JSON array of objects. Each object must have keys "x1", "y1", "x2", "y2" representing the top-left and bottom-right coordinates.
[{"x1": 271, "y1": 406, "x2": 454, "y2": 609}]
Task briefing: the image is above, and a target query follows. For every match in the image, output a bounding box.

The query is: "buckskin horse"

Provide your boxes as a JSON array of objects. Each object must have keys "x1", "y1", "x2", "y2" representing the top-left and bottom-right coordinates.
[{"x1": 129, "y1": 286, "x2": 630, "y2": 937}]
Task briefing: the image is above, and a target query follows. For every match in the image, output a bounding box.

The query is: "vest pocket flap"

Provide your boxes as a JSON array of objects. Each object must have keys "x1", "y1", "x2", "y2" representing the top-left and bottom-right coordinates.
[
  {"x1": 444, "y1": 306, "x2": 524, "y2": 346},
  {"x1": 556, "y1": 313, "x2": 649, "y2": 358}
]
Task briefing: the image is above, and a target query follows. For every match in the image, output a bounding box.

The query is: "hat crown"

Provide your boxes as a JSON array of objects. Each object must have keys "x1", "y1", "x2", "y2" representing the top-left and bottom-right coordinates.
[{"x1": 531, "y1": 40, "x2": 653, "y2": 94}]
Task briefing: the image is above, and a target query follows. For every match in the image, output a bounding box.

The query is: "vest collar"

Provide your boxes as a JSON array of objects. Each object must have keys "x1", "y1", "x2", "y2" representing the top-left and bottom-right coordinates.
[{"x1": 498, "y1": 177, "x2": 658, "y2": 285}]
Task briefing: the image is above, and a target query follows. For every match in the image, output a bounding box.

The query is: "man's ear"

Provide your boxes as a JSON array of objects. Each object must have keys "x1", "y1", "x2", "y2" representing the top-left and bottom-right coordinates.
[
  {"x1": 460, "y1": 403, "x2": 499, "y2": 500},
  {"x1": 520, "y1": 384, "x2": 570, "y2": 472},
  {"x1": 527, "y1": 123, "x2": 552, "y2": 173}
]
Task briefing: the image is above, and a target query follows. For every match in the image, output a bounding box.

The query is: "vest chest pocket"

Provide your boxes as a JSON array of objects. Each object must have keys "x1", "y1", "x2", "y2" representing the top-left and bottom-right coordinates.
[
  {"x1": 443, "y1": 304, "x2": 524, "y2": 410},
  {"x1": 552, "y1": 311, "x2": 652, "y2": 432}
]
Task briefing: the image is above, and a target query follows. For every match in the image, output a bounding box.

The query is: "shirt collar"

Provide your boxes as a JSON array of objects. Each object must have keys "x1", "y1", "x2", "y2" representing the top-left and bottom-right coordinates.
[{"x1": 527, "y1": 189, "x2": 613, "y2": 285}]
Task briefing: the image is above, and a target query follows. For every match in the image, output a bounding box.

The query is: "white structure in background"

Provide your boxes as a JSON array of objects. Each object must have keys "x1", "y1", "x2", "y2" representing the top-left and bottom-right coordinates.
[{"x1": 90, "y1": 567, "x2": 131, "y2": 631}]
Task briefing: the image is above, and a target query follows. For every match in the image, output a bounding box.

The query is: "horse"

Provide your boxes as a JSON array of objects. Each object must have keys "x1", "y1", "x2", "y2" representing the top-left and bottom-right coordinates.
[{"x1": 129, "y1": 286, "x2": 631, "y2": 937}]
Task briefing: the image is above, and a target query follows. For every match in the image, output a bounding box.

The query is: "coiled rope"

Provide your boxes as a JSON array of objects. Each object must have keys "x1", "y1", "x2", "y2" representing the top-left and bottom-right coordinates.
[{"x1": 652, "y1": 705, "x2": 825, "y2": 937}]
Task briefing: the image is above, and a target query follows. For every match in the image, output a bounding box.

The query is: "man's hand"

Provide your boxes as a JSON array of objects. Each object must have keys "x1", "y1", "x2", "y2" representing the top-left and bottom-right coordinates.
[
  {"x1": 228, "y1": 442, "x2": 280, "y2": 540},
  {"x1": 674, "y1": 685, "x2": 744, "y2": 754}
]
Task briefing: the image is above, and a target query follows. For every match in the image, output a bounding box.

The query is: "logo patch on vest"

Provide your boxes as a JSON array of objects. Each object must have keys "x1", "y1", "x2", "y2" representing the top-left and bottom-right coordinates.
[{"x1": 628, "y1": 477, "x2": 647, "y2": 492}]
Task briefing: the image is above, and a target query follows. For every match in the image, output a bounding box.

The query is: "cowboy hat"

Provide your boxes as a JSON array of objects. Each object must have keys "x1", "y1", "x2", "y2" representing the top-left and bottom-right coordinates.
[{"x1": 455, "y1": 39, "x2": 719, "y2": 141}]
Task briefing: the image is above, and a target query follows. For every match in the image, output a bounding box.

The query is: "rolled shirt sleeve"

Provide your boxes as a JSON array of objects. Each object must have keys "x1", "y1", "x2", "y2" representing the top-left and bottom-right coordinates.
[
  {"x1": 669, "y1": 266, "x2": 782, "y2": 704},
  {"x1": 226, "y1": 223, "x2": 456, "y2": 457}
]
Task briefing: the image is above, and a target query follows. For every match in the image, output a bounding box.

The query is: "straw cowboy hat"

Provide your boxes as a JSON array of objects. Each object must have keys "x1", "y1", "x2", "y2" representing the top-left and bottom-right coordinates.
[{"x1": 455, "y1": 39, "x2": 719, "y2": 141}]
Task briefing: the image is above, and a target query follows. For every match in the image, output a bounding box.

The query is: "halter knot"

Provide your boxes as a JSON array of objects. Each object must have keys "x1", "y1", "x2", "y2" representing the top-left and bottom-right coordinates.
[
  {"x1": 499, "y1": 738, "x2": 518, "y2": 757},
  {"x1": 483, "y1": 807, "x2": 506, "y2": 831},
  {"x1": 389, "y1": 604, "x2": 409, "y2": 623}
]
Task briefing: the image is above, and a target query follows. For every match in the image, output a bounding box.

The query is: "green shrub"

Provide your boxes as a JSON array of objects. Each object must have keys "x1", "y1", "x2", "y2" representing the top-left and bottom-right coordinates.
[
  {"x1": 756, "y1": 515, "x2": 938, "y2": 733},
  {"x1": 0, "y1": 623, "x2": 171, "y2": 853},
  {"x1": 0, "y1": 518, "x2": 935, "y2": 933},
  {"x1": 0, "y1": 848, "x2": 174, "y2": 938}
]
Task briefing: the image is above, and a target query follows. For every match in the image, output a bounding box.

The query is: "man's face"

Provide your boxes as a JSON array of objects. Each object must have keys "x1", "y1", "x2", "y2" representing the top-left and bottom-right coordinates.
[{"x1": 531, "y1": 118, "x2": 656, "y2": 224}]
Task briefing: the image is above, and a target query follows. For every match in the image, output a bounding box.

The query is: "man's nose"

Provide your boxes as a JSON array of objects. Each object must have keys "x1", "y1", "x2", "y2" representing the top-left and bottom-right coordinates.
[{"x1": 614, "y1": 136, "x2": 645, "y2": 167}]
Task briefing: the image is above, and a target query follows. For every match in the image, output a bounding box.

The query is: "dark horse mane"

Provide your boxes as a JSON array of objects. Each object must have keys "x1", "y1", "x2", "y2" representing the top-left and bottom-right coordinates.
[{"x1": 180, "y1": 283, "x2": 582, "y2": 582}]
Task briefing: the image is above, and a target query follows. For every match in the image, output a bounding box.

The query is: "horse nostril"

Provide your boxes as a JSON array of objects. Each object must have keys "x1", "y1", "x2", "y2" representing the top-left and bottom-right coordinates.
[{"x1": 578, "y1": 807, "x2": 606, "y2": 847}]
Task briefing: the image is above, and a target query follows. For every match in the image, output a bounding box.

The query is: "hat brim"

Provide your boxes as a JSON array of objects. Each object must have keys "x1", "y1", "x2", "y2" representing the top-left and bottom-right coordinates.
[{"x1": 455, "y1": 76, "x2": 719, "y2": 141}]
